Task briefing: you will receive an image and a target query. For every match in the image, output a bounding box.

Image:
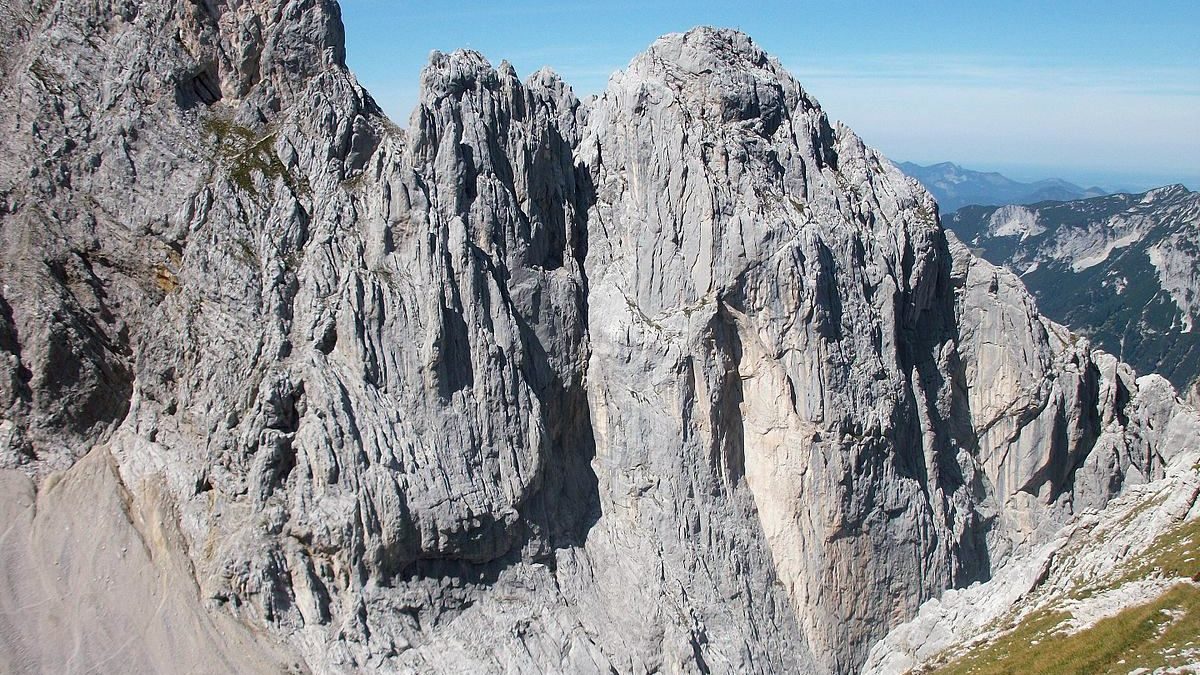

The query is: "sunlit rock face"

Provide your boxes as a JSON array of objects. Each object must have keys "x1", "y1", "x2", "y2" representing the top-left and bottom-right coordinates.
[
  {"x1": 0, "y1": 4, "x2": 1196, "y2": 673},
  {"x1": 946, "y1": 186, "x2": 1200, "y2": 407}
]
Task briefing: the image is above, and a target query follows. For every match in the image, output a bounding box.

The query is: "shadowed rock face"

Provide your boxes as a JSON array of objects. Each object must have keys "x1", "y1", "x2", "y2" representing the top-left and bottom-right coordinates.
[{"x1": 0, "y1": 4, "x2": 1196, "y2": 674}]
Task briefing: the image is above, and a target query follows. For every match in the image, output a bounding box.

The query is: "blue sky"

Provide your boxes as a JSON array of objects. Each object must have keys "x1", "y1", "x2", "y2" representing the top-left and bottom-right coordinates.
[{"x1": 339, "y1": 1, "x2": 1199, "y2": 190}]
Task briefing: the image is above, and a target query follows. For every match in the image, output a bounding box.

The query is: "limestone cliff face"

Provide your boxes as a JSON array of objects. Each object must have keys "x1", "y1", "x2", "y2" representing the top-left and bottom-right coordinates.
[
  {"x1": 862, "y1": 408, "x2": 1200, "y2": 675},
  {"x1": 579, "y1": 33, "x2": 984, "y2": 672},
  {"x1": 0, "y1": 3, "x2": 1196, "y2": 674}
]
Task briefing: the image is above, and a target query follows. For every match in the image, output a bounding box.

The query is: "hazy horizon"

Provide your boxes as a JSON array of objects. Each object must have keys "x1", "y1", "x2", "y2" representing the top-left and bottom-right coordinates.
[
  {"x1": 893, "y1": 159, "x2": 1196, "y2": 194},
  {"x1": 339, "y1": 0, "x2": 1198, "y2": 193}
]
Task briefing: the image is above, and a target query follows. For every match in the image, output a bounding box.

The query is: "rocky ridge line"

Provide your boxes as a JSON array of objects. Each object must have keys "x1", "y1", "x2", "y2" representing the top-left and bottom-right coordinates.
[{"x1": 0, "y1": 3, "x2": 1197, "y2": 673}]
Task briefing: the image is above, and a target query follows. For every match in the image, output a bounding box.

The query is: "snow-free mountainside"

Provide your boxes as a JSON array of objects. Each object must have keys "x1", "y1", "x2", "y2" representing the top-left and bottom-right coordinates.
[
  {"x1": 0, "y1": 1, "x2": 1197, "y2": 673},
  {"x1": 946, "y1": 186, "x2": 1200, "y2": 409}
]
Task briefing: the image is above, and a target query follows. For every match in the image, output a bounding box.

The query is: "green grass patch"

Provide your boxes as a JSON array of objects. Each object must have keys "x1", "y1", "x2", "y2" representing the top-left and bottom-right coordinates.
[
  {"x1": 203, "y1": 118, "x2": 308, "y2": 196},
  {"x1": 1121, "y1": 515, "x2": 1200, "y2": 584},
  {"x1": 925, "y1": 516, "x2": 1200, "y2": 675},
  {"x1": 924, "y1": 584, "x2": 1200, "y2": 675},
  {"x1": 1067, "y1": 508, "x2": 1197, "y2": 601}
]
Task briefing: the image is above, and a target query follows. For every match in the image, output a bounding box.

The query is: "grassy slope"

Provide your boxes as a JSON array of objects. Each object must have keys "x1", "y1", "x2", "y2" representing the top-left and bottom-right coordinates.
[{"x1": 923, "y1": 518, "x2": 1200, "y2": 675}]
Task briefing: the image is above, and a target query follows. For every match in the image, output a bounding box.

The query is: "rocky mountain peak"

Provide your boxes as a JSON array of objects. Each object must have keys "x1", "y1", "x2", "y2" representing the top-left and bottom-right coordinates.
[
  {"x1": 639, "y1": 26, "x2": 772, "y2": 74},
  {"x1": 415, "y1": 48, "x2": 579, "y2": 126},
  {"x1": 1144, "y1": 182, "x2": 1192, "y2": 200},
  {"x1": 611, "y1": 27, "x2": 820, "y2": 135},
  {"x1": 0, "y1": 9, "x2": 1197, "y2": 675},
  {"x1": 171, "y1": 0, "x2": 349, "y2": 113},
  {"x1": 420, "y1": 49, "x2": 506, "y2": 101}
]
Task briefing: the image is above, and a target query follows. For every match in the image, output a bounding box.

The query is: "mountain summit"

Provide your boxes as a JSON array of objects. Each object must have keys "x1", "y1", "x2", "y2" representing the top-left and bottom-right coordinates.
[{"x1": 0, "y1": 7, "x2": 1197, "y2": 675}]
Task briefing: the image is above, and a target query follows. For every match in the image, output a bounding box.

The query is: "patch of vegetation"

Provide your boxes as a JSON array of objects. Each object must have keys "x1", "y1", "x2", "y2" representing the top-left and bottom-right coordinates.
[
  {"x1": 1120, "y1": 515, "x2": 1200, "y2": 584},
  {"x1": 233, "y1": 238, "x2": 258, "y2": 267},
  {"x1": 203, "y1": 117, "x2": 257, "y2": 148},
  {"x1": 229, "y1": 133, "x2": 289, "y2": 194},
  {"x1": 927, "y1": 516, "x2": 1200, "y2": 675},
  {"x1": 341, "y1": 170, "x2": 369, "y2": 191},
  {"x1": 1102, "y1": 493, "x2": 1170, "y2": 543},
  {"x1": 203, "y1": 118, "x2": 309, "y2": 197},
  {"x1": 833, "y1": 172, "x2": 861, "y2": 200},
  {"x1": 920, "y1": 608, "x2": 1067, "y2": 674},
  {"x1": 915, "y1": 204, "x2": 937, "y2": 227},
  {"x1": 282, "y1": 250, "x2": 303, "y2": 275},
  {"x1": 1069, "y1": 508, "x2": 1198, "y2": 600},
  {"x1": 153, "y1": 264, "x2": 179, "y2": 293},
  {"x1": 923, "y1": 584, "x2": 1200, "y2": 675},
  {"x1": 788, "y1": 196, "x2": 810, "y2": 218}
]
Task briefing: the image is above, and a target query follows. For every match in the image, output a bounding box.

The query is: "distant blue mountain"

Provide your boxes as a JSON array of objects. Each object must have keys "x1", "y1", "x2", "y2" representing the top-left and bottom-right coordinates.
[{"x1": 898, "y1": 161, "x2": 1108, "y2": 214}]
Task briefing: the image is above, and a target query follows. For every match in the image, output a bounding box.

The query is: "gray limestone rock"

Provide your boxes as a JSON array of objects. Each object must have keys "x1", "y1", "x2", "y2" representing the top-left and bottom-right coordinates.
[
  {"x1": 0, "y1": 448, "x2": 305, "y2": 673},
  {"x1": 0, "y1": 5, "x2": 1196, "y2": 675},
  {"x1": 862, "y1": 432, "x2": 1200, "y2": 675}
]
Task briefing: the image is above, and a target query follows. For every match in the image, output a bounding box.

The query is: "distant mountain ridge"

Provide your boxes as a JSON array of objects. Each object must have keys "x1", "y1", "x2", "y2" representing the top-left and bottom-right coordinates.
[
  {"x1": 945, "y1": 184, "x2": 1200, "y2": 404},
  {"x1": 900, "y1": 161, "x2": 1108, "y2": 213}
]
